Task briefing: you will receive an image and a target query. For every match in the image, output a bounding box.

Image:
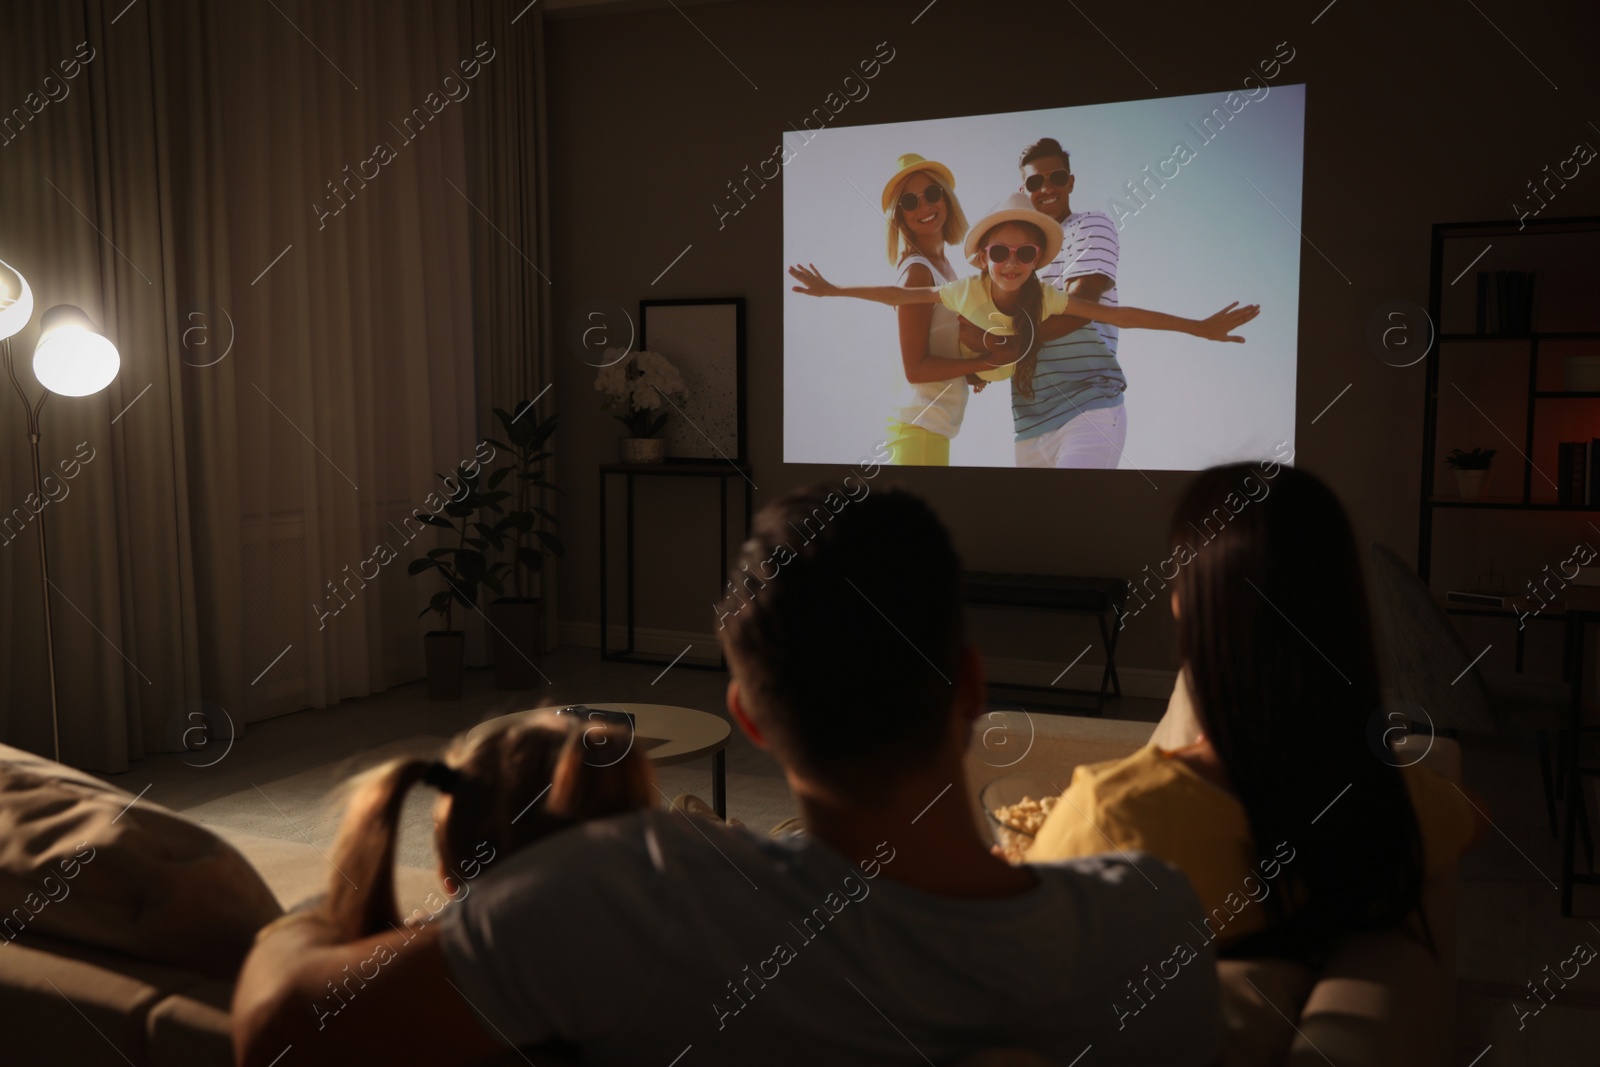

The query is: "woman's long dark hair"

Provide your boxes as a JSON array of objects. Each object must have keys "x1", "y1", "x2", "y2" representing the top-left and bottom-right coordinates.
[
  {"x1": 977, "y1": 220, "x2": 1046, "y2": 399},
  {"x1": 1171, "y1": 463, "x2": 1430, "y2": 963}
]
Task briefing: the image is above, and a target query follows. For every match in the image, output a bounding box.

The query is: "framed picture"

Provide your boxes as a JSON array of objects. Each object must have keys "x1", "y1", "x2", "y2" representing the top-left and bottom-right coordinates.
[{"x1": 639, "y1": 298, "x2": 746, "y2": 464}]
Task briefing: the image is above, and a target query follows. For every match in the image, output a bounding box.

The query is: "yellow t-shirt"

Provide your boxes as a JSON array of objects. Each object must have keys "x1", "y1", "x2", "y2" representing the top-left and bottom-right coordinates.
[
  {"x1": 1024, "y1": 744, "x2": 1479, "y2": 945},
  {"x1": 937, "y1": 276, "x2": 1071, "y2": 382}
]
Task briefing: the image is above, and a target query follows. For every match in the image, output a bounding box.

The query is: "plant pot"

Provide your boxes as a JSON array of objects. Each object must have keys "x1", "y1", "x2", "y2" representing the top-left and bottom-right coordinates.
[
  {"x1": 486, "y1": 597, "x2": 545, "y2": 689},
  {"x1": 424, "y1": 630, "x2": 465, "y2": 701},
  {"x1": 620, "y1": 437, "x2": 665, "y2": 464},
  {"x1": 1453, "y1": 469, "x2": 1490, "y2": 500}
]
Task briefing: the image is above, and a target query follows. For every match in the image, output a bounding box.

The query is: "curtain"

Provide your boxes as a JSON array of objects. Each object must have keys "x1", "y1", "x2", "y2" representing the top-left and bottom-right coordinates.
[{"x1": 0, "y1": 0, "x2": 546, "y2": 772}]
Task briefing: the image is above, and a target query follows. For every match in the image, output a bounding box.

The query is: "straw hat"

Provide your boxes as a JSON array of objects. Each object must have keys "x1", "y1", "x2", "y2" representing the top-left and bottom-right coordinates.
[
  {"x1": 880, "y1": 153, "x2": 956, "y2": 212},
  {"x1": 962, "y1": 192, "x2": 1063, "y2": 265}
]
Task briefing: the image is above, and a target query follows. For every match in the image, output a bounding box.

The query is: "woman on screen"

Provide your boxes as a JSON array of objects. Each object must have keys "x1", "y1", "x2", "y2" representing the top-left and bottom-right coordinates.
[
  {"x1": 877, "y1": 153, "x2": 1000, "y2": 466},
  {"x1": 791, "y1": 194, "x2": 1259, "y2": 429}
]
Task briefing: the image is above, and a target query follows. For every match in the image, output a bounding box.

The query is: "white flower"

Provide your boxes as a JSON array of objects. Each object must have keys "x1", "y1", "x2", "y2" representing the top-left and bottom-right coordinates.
[
  {"x1": 594, "y1": 355, "x2": 632, "y2": 407},
  {"x1": 634, "y1": 350, "x2": 687, "y2": 403},
  {"x1": 631, "y1": 378, "x2": 662, "y2": 409}
]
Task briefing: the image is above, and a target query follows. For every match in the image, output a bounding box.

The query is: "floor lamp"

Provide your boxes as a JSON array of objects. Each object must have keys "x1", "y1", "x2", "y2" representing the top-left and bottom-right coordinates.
[{"x1": 0, "y1": 258, "x2": 122, "y2": 763}]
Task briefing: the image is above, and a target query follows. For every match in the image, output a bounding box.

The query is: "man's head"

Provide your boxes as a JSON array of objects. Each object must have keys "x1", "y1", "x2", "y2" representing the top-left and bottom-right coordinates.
[
  {"x1": 716, "y1": 485, "x2": 976, "y2": 794},
  {"x1": 1019, "y1": 137, "x2": 1073, "y2": 222}
]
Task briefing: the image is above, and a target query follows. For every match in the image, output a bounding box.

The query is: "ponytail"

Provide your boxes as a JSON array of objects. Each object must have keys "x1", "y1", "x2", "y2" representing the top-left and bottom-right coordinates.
[
  {"x1": 322, "y1": 758, "x2": 431, "y2": 940},
  {"x1": 1010, "y1": 274, "x2": 1045, "y2": 401},
  {"x1": 319, "y1": 712, "x2": 657, "y2": 942}
]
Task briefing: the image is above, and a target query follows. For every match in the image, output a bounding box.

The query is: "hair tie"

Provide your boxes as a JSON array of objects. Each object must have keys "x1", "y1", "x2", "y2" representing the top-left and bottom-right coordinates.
[{"x1": 422, "y1": 760, "x2": 462, "y2": 794}]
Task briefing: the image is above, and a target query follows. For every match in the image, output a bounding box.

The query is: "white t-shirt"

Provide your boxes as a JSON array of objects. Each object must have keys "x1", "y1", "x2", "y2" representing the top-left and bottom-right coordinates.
[
  {"x1": 438, "y1": 808, "x2": 1222, "y2": 1067},
  {"x1": 1039, "y1": 210, "x2": 1119, "y2": 355},
  {"x1": 893, "y1": 253, "x2": 967, "y2": 440}
]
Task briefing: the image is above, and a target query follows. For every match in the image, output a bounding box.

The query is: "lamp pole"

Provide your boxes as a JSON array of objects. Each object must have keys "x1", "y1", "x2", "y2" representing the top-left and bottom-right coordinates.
[{"x1": 3, "y1": 336, "x2": 61, "y2": 762}]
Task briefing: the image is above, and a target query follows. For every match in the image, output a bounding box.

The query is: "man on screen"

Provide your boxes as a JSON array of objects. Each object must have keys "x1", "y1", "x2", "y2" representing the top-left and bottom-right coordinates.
[
  {"x1": 1010, "y1": 137, "x2": 1131, "y2": 468},
  {"x1": 960, "y1": 137, "x2": 1145, "y2": 468}
]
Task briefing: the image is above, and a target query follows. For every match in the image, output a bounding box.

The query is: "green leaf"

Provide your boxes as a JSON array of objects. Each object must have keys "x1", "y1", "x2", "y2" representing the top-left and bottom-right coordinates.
[
  {"x1": 407, "y1": 558, "x2": 442, "y2": 576},
  {"x1": 413, "y1": 512, "x2": 453, "y2": 529},
  {"x1": 487, "y1": 466, "x2": 514, "y2": 489},
  {"x1": 534, "y1": 530, "x2": 565, "y2": 556},
  {"x1": 516, "y1": 546, "x2": 546, "y2": 572}
]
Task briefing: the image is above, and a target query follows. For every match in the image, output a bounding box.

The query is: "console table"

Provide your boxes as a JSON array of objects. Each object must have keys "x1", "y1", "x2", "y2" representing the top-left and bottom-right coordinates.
[
  {"x1": 962, "y1": 571, "x2": 1128, "y2": 713},
  {"x1": 598, "y1": 462, "x2": 754, "y2": 671}
]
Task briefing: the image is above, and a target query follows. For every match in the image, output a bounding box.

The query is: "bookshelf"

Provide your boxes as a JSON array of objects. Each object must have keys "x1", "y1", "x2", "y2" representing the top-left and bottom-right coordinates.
[{"x1": 1418, "y1": 217, "x2": 1600, "y2": 591}]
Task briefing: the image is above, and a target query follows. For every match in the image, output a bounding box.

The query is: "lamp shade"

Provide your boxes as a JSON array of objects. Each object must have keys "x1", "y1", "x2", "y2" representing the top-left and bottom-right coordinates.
[
  {"x1": 0, "y1": 258, "x2": 33, "y2": 342},
  {"x1": 33, "y1": 305, "x2": 119, "y2": 397}
]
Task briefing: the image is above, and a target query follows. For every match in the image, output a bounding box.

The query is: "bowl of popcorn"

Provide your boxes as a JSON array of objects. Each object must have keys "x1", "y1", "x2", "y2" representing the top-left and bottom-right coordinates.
[{"x1": 980, "y1": 775, "x2": 1064, "y2": 864}]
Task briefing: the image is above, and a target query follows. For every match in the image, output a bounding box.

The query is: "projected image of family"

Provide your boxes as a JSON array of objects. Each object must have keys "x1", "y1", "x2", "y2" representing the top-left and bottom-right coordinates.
[{"x1": 783, "y1": 84, "x2": 1306, "y2": 470}]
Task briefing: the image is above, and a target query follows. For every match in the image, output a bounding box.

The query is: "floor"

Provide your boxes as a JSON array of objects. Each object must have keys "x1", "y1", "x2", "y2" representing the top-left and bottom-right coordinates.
[{"x1": 94, "y1": 646, "x2": 1599, "y2": 1065}]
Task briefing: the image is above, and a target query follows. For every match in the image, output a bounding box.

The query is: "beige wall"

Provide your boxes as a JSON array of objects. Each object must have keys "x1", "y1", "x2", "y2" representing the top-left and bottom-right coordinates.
[{"x1": 543, "y1": 0, "x2": 1600, "y2": 684}]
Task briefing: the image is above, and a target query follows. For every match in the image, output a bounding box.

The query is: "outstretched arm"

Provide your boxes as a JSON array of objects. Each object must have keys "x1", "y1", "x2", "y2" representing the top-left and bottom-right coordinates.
[
  {"x1": 790, "y1": 264, "x2": 941, "y2": 306},
  {"x1": 898, "y1": 261, "x2": 1008, "y2": 383},
  {"x1": 1064, "y1": 297, "x2": 1261, "y2": 343}
]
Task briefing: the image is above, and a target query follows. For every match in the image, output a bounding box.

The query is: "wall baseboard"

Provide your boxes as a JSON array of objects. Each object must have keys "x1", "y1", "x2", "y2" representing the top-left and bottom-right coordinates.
[{"x1": 557, "y1": 620, "x2": 1177, "y2": 700}]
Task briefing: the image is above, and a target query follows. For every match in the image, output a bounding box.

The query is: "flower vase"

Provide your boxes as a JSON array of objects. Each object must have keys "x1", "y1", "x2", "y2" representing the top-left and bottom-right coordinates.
[{"x1": 620, "y1": 438, "x2": 665, "y2": 464}]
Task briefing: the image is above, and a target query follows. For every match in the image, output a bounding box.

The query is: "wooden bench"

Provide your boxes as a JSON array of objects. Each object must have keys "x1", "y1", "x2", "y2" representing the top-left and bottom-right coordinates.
[{"x1": 961, "y1": 571, "x2": 1128, "y2": 712}]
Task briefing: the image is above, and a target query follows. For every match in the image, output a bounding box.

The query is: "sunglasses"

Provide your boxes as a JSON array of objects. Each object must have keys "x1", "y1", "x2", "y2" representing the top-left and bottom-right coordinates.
[
  {"x1": 1023, "y1": 169, "x2": 1071, "y2": 193},
  {"x1": 984, "y1": 243, "x2": 1041, "y2": 265},
  {"x1": 897, "y1": 184, "x2": 945, "y2": 213}
]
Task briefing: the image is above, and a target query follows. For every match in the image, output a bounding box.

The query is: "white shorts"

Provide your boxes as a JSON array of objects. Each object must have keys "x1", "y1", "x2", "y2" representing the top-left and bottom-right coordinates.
[{"x1": 1014, "y1": 400, "x2": 1127, "y2": 469}]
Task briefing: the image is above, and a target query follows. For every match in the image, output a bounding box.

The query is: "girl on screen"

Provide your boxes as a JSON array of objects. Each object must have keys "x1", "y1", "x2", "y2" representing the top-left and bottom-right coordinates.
[
  {"x1": 790, "y1": 194, "x2": 1259, "y2": 432},
  {"x1": 878, "y1": 153, "x2": 1007, "y2": 467}
]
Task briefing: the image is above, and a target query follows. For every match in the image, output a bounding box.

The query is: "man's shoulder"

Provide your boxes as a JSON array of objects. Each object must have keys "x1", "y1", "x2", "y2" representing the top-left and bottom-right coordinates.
[
  {"x1": 1065, "y1": 209, "x2": 1117, "y2": 232},
  {"x1": 1031, "y1": 848, "x2": 1197, "y2": 905}
]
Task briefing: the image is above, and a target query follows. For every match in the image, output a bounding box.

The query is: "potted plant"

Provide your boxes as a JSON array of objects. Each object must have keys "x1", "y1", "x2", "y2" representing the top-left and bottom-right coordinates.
[
  {"x1": 1444, "y1": 447, "x2": 1496, "y2": 500},
  {"x1": 407, "y1": 463, "x2": 509, "y2": 699},
  {"x1": 484, "y1": 403, "x2": 565, "y2": 689},
  {"x1": 595, "y1": 347, "x2": 688, "y2": 463}
]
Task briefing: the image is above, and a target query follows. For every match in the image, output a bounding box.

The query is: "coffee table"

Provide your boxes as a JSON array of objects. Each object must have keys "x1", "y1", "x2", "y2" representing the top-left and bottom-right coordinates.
[{"x1": 472, "y1": 702, "x2": 733, "y2": 817}]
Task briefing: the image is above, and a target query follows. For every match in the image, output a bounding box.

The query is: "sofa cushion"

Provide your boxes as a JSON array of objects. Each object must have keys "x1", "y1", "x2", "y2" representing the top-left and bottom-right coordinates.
[
  {"x1": 1216, "y1": 957, "x2": 1316, "y2": 1067},
  {"x1": 0, "y1": 931, "x2": 213, "y2": 1066},
  {"x1": 0, "y1": 742, "x2": 282, "y2": 979},
  {"x1": 146, "y1": 979, "x2": 233, "y2": 1067}
]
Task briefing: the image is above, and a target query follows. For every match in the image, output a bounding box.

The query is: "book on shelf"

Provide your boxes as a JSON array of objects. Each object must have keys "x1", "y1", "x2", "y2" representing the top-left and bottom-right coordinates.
[
  {"x1": 1591, "y1": 438, "x2": 1600, "y2": 506},
  {"x1": 1446, "y1": 590, "x2": 1512, "y2": 607},
  {"x1": 1560, "y1": 441, "x2": 1588, "y2": 504}
]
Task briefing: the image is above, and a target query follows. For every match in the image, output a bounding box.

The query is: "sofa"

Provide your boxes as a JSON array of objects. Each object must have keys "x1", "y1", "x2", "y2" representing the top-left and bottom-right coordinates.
[
  {"x1": 963, "y1": 697, "x2": 1461, "y2": 1067},
  {"x1": 0, "y1": 740, "x2": 444, "y2": 1067},
  {"x1": 1, "y1": 700, "x2": 1459, "y2": 1067}
]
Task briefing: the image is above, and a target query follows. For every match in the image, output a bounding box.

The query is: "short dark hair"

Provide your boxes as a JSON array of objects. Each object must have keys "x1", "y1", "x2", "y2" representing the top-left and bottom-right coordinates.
[
  {"x1": 716, "y1": 485, "x2": 964, "y2": 788},
  {"x1": 1020, "y1": 137, "x2": 1070, "y2": 173}
]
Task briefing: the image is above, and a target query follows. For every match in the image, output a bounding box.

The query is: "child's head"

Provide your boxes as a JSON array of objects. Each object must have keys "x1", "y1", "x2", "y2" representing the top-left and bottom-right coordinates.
[
  {"x1": 322, "y1": 710, "x2": 654, "y2": 938},
  {"x1": 974, "y1": 220, "x2": 1049, "y2": 294}
]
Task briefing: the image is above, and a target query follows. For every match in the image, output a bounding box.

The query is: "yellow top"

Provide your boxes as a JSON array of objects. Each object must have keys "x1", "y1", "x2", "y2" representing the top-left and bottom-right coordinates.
[
  {"x1": 938, "y1": 277, "x2": 1070, "y2": 382},
  {"x1": 1024, "y1": 744, "x2": 1480, "y2": 945}
]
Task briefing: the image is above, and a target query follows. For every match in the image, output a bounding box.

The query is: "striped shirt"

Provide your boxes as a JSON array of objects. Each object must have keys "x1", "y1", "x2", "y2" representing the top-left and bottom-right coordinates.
[
  {"x1": 1039, "y1": 211, "x2": 1119, "y2": 356},
  {"x1": 1014, "y1": 210, "x2": 1127, "y2": 442},
  {"x1": 1011, "y1": 324, "x2": 1126, "y2": 442}
]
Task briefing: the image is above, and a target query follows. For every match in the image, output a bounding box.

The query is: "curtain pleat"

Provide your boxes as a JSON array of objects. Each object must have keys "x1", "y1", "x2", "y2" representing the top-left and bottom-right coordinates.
[{"x1": 0, "y1": 0, "x2": 544, "y2": 771}]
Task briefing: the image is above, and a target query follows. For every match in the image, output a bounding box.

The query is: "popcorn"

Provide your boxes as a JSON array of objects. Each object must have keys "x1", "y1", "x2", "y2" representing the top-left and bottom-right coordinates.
[{"x1": 990, "y1": 794, "x2": 1058, "y2": 865}]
